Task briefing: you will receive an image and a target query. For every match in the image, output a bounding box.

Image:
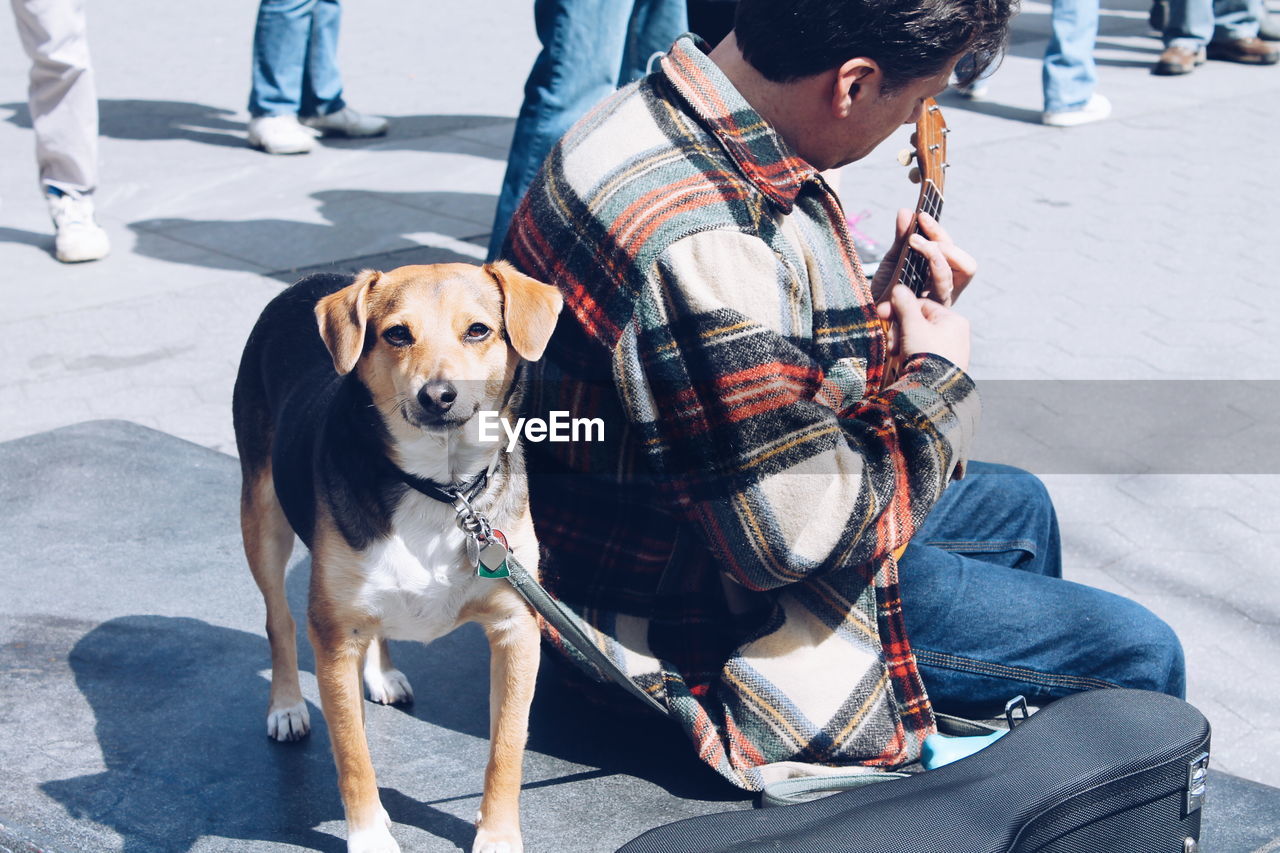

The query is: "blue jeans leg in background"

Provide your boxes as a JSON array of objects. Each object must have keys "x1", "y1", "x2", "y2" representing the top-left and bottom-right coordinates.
[
  {"x1": 1043, "y1": 0, "x2": 1100, "y2": 112},
  {"x1": 249, "y1": 0, "x2": 345, "y2": 118},
  {"x1": 1164, "y1": 0, "x2": 1262, "y2": 47},
  {"x1": 1210, "y1": 0, "x2": 1262, "y2": 40},
  {"x1": 899, "y1": 462, "x2": 1186, "y2": 718},
  {"x1": 487, "y1": 0, "x2": 687, "y2": 260}
]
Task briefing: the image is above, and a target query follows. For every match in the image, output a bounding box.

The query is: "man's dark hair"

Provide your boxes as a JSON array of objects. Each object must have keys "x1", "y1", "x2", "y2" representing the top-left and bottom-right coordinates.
[{"x1": 734, "y1": 0, "x2": 1016, "y2": 90}]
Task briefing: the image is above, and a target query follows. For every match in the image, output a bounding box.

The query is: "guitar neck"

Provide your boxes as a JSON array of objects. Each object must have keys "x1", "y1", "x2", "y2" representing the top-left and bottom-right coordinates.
[{"x1": 898, "y1": 181, "x2": 945, "y2": 297}]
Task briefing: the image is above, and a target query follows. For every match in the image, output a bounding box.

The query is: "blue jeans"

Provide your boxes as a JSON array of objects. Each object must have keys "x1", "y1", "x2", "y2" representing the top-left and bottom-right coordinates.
[
  {"x1": 1042, "y1": 0, "x2": 1100, "y2": 112},
  {"x1": 899, "y1": 462, "x2": 1186, "y2": 718},
  {"x1": 248, "y1": 0, "x2": 346, "y2": 118},
  {"x1": 1165, "y1": 0, "x2": 1261, "y2": 47},
  {"x1": 487, "y1": 0, "x2": 687, "y2": 260}
]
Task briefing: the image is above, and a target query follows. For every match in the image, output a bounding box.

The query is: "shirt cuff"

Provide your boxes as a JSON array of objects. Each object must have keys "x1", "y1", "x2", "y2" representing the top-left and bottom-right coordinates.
[{"x1": 893, "y1": 352, "x2": 981, "y2": 482}]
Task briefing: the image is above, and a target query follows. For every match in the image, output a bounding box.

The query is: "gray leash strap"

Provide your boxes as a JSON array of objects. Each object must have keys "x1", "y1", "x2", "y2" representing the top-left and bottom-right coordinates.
[
  {"x1": 449, "y1": 490, "x2": 669, "y2": 718},
  {"x1": 759, "y1": 770, "x2": 910, "y2": 807},
  {"x1": 502, "y1": 552, "x2": 671, "y2": 718}
]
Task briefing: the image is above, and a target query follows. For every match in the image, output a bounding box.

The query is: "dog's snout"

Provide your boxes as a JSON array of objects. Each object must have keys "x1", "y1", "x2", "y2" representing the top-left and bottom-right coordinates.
[{"x1": 417, "y1": 380, "x2": 458, "y2": 412}]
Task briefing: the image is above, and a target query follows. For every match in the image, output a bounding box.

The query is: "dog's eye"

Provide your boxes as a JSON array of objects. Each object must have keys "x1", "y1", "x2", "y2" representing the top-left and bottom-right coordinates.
[
  {"x1": 382, "y1": 325, "x2": 414, "y2": 347},
  {"x1": 465, "y1": 323, "x2": 491, "y2": 341}
]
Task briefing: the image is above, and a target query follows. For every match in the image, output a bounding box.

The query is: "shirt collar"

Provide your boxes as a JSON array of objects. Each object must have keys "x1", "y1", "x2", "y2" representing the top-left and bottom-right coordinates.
[{"x1": 659, "y1": 35, "x2": 818, "y2": 213}]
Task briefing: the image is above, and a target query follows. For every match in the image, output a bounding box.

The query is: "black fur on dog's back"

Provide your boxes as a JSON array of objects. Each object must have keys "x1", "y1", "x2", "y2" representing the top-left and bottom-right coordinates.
[{"x1": 233, "y1": 272, "x2": 402, "y2": 550}]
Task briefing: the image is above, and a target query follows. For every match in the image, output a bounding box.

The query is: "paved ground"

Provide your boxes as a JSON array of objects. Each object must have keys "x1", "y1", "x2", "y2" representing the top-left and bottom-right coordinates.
[{"x1": 1, "y1": 0, "x2": 1278, "y2": 834}]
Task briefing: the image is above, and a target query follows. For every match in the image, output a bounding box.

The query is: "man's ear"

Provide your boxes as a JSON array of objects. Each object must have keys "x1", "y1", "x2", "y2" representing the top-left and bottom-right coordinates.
[
  {"x1": 832, "y1": 58, "x2": 878, "y2": 117},
  {"x1": 314, "y1": 270, "x2": 381, "y2": 375},
  {"x1": 484, "y1": 261, "x2": 564, "y2": 361}
]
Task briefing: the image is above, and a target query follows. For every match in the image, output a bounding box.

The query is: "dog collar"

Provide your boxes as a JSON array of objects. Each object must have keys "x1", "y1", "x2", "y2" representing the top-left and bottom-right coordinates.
[{"x1": 396, "y1": 467, "x2": 488, "y2": 505}]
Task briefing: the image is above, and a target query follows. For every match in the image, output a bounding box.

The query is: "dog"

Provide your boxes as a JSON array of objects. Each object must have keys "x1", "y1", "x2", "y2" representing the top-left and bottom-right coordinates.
[{"x1": 232, "y1": 262, "x2": 563, "y2": 853}]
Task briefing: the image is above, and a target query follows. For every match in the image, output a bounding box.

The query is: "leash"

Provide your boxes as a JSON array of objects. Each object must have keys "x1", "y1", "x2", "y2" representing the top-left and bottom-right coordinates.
[{"x1": 398, "y1": 465, "x2": 671, "y2": 718}]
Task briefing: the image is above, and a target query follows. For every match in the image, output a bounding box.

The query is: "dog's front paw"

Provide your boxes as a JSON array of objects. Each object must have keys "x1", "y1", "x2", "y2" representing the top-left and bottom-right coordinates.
[
  {"x1": 364, "y1": 668, "x2": 414, "y2": 705},
  {"x1": 472, "y1": 826, "x2": 523, "y2": 853},
  {"x1": 266, "y1": 700, "x2": 311, "y2": 741},
  {"x1": 347, "y1": 818, "x2": 399, "y2": 853}
]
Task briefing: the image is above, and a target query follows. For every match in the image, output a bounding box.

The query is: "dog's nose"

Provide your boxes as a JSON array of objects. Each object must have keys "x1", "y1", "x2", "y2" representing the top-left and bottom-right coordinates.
[{"x1": 417, "y1": 380, "x2": 457, "y2": 413}]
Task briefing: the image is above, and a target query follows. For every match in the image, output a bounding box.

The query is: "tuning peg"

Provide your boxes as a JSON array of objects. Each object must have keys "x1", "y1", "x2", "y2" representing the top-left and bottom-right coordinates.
[
  {"x1": 897, "y1": 147, "x2": 915, "y2": 166},
  {"x1": 908, "y1": 167, "x2": 922, "y2": 184},
  {"x1": 941, "y1": 127, "x2": 951, "y2": 135},
  {"x1": 909, "y1": 131, "x2": 918, "y2": 146}
]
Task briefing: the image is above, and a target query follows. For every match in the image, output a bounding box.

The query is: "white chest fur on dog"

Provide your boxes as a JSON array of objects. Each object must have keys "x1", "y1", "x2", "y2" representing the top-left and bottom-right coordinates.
[{"x1": 353, "y1": 492, "x2": 489, "y2": 643}]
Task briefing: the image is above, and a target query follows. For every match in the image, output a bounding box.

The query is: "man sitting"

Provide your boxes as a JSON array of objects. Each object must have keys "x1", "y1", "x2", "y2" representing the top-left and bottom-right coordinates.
[{"x1": 501, "y1": 0, "x2": 1185, "y2": 790}]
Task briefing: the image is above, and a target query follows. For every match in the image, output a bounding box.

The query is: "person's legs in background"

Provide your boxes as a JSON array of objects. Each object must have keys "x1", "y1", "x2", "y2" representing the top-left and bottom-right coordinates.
[
  {"x1": 1205, "y1": 0, "x2": 1279, "y2": 61},
  {"x1": 247, "y1": 0, "x2": 385, "y2": 155},
  {"x1": 296, "y1": 0, "x2": 386, "y2": 140},
  {"x1": 1041, "y1": 0, "x2": 1110, "y2": 126},
  {"x1": 620, "y1": 0, "x2": 689, "y2": 83},
  {"x1": 1156, "y1": 0, "x2": 1277, "y2": 72},
  {"x1": 248, "y1": 0, "x2": 312, "y2": 120},
  {"x1": 248, "y1": 0, "x2": 321, "y2": 153},
  {"x1": 11, "y1": 0, "x2": 109, "y2": 262},
  {"x1": 487, "y1": 0, "x2": 687, "y2": 260},
  {"x1": 297, "y1": 0, "x2": 343, "y2": 119},
  {"x1": 899, "y1": 463, "x2": 1186, "y2": 718},
  {"x1": 1154, "y1": 0, "x2": 1214, "y2": 72}
]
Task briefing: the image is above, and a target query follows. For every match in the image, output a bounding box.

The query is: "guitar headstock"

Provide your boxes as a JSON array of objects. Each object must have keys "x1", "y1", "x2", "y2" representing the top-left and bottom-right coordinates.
[
  {"x1": 910, "y1": 97, "x2": 948, "y2": 193},
  {"x1": 887, "y1": 98, "x2": 949, "y2": 297}
]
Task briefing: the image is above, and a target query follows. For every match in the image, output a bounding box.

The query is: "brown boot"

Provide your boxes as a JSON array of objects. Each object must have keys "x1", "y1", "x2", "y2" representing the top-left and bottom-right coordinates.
[
  {"x1": 1153, "y1": 44, "x2": 1207, "y2": 74},
  {"x1": 1205, "y1": 36, "x2": 1280, "y2": 64}
]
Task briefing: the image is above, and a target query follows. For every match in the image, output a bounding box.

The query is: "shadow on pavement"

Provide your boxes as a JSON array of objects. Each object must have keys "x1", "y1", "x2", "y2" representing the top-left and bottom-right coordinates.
[
  {"x1": 127, "y1": 190, "x2": 495, "y2": 279},
  {"x1": 39, "y1": 613, "x2": 348, "y2": 853},
  {"x1": 1, "y1": 101, "x2": 512, "y2": 158},
  {"x1": 935, "y1": 92, "x2": 1044, "y2": 124},
  {"x1": 37, "y1": 550, "x2": 736, "y2": 852},
  {"x1": 321, "y1": 114, "x2": 513, "y2": 159},
  {"x1": 0, "y1": 226, "x2": 51, "y2": 254},
  {"x1": 0, "y1": 99, "x2": 246, "y2": 149}
]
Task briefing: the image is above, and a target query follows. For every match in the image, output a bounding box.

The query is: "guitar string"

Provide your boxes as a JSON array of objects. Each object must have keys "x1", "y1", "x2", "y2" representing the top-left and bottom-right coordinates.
[{"x1": 900, "y1": 182, "x2": 944, "y2": 294}]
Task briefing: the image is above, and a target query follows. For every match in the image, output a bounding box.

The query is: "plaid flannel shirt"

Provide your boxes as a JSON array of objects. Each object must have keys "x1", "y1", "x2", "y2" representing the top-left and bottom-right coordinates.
[{"x1": 506, "y1": 36, "x2": 980, "y2": 790}]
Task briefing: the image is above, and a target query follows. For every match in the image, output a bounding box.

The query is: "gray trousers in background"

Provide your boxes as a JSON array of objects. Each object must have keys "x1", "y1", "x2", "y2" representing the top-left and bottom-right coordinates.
[{"x1": 10, "y1": 0, "x2": 99, "y2": 196}]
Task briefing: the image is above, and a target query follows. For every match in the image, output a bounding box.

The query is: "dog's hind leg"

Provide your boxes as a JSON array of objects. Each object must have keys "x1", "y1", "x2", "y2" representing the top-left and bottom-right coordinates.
[
  {"x1": 362, "y1": 636, "x2": 414, "y2": 706},
  {"x1": 241, "y1": 465, "x2": 310, "y2": 741}
]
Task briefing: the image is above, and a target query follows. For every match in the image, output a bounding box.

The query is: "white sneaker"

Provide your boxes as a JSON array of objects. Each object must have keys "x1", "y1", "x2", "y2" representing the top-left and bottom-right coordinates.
[
  {"x1": 1042, "y1": 93, "x2": 1112, "y2": 127},
  {"x1": 300, "y1": 106, "x2": 389, "y2": 138},
  {"x1": 47, "y1": 191, "x2": 110, "y2": 263},
  {"x1": 247, "y1": 114, "x2": 316, "y2": 154}
]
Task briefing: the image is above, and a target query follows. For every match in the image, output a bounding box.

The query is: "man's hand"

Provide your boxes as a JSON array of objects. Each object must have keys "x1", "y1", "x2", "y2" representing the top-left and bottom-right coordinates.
[
  {"x1": 876, "y1": 285, "x2": 971, "y2": 371},
  {"x1": 869, "y1": 209, "x2": 977, "y2": 306}
]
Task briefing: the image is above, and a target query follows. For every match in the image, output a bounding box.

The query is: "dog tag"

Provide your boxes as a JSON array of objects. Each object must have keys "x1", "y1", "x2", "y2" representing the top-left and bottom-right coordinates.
[
  {"x1": 477, "y1": 529, "x2": 510, "y2": 579},
  {"x1": 465, "y1": 534, "x2": 481, "y2": 569}
]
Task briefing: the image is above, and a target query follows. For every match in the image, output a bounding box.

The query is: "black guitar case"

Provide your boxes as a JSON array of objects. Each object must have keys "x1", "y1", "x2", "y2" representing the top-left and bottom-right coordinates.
[{"x1": 617, "y1": 689, "x2": 1211, "y2": 853}]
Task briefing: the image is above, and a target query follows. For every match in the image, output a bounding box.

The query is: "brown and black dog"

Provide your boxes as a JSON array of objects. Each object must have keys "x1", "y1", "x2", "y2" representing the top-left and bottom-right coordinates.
[{"x1": 233, "y1": 262, "x2": 563, "y2": 853}]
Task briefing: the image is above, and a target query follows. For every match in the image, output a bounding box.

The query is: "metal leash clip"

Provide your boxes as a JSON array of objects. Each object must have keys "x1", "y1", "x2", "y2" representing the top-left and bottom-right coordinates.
[{"x1": 451, "y1": 490, "x2": 510, "y2": 579}]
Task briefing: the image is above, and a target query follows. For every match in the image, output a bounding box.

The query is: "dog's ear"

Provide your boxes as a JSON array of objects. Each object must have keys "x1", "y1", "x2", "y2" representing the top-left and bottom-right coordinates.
[
  {"x1": 485, "y1": 261, "x2": 563, "y2": 362},
  {"x1": 315, "y1": 270, "x2": 381, "y2": 375}
]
